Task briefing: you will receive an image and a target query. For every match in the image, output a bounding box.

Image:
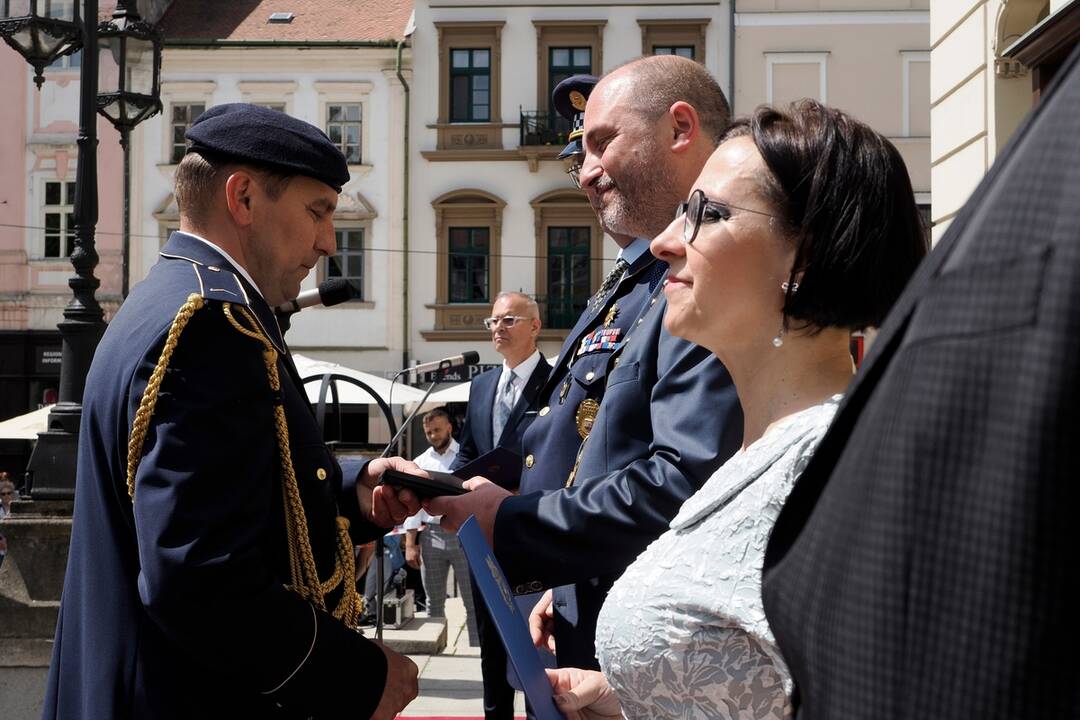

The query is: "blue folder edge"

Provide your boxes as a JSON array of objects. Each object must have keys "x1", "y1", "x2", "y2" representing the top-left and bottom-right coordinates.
[{"x1": 457, "y1": 516, "x2": 565, "y2": 720}]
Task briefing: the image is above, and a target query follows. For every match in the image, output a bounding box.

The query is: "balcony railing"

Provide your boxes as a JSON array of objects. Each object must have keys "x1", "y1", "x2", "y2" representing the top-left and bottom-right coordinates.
[{"x1": 520, "y1": 110, "x2": 568, "y2": 148}]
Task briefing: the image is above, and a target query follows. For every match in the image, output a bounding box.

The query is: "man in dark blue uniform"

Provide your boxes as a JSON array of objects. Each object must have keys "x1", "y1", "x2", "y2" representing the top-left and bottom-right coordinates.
[
  {"x1": 450, "y1": 291, "x2": 551, "y2": 720},
  {"x1": 44, "y1": 104, "x2": 418, "y2": 719},
  {"x1": 429, "y1": 55, "x2": 743, "y2": 670}
]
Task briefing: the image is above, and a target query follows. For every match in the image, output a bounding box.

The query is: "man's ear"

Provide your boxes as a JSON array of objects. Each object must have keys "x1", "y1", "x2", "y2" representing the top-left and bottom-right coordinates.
[
  {"x1": 669, "y1": 101, "x2": 699, "y2": 154},
  {"x1": 224, "y1": 171, "x2": 257, "y2": 227}
]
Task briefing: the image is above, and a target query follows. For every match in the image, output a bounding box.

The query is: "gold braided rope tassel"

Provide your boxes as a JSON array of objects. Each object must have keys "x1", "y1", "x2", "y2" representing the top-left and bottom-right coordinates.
[
  {"x1": 125, "y1": 295, "x2": 361, "y2": 626},
  {"x1": 221, "y1": 303, "x2": 361, "y2": 623},
  {"x1": 127, "y1": 293, "x2": 206, "y2": 500}
]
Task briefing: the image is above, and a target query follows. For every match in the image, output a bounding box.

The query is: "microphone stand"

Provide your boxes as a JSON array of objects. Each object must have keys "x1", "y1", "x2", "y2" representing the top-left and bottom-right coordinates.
[{"x1": 373, "y1": 362, "x2": 453, "y2": 640}]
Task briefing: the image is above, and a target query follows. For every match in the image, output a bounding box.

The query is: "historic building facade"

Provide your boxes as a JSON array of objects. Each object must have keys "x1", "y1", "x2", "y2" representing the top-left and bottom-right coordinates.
[{"x1": 407, "y1": 0, "x2": 931, "y2": 366}]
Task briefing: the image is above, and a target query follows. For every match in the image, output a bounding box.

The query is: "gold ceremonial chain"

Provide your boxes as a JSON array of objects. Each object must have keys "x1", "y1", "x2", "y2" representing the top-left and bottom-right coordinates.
[{"x1": 126, "y1": 294, "x2": 361, "y2": 627}]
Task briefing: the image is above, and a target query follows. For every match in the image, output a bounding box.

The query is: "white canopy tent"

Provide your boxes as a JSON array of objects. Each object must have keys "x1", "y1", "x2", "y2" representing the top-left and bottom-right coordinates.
[
  {"x1": 0, "y1": 405, "x2": 54, "y2": 441},
  {"x1": 404, "y1": 382, "x2": 472, "y2": 413},
  {"x1": 292, "y1": 353, "x2": 427, "y2": 407}
]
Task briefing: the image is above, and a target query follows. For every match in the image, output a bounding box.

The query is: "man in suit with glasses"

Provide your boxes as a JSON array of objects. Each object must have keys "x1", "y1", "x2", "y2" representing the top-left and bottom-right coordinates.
[{"x1": 448, "y1": 291, "x2": 550, "y2": 720}]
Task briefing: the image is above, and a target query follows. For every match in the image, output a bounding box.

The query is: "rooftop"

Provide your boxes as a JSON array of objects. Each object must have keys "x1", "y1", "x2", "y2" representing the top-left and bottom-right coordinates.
[{"x1": 159, "y1": 0, "x2": 414, "y2": 44}]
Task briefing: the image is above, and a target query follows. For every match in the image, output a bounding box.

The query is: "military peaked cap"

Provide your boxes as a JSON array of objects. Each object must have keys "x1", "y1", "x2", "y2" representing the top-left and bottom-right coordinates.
[{"x1": 552, "y1": 74, "x2": 598, "y2": 160}]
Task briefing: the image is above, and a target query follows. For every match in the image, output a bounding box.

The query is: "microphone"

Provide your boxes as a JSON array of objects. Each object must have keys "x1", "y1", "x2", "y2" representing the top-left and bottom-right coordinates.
[
  {"x1": 275, "y1": 278, "x2": 355, "y2": 315},
  {"x1": 410, "y1": 351, "x2": 480, "y2": 376}
]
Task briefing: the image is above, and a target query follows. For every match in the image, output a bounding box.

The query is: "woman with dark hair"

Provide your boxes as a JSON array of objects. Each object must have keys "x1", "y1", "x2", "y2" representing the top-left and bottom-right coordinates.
[{"x1": 546, "y1": 100, "x2": 928, "y2": 719}]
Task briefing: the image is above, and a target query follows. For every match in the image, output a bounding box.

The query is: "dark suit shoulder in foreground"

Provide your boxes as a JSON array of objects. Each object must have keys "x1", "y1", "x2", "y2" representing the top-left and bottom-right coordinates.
[{"x1": 762, "y1": 47, "x2": 1080, "y2": 720}]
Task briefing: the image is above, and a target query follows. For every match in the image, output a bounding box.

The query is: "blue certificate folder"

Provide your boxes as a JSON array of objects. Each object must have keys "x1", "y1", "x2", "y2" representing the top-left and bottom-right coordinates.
[{"x1": 457, "y1": 516, "x2": 565, "y2": 720}]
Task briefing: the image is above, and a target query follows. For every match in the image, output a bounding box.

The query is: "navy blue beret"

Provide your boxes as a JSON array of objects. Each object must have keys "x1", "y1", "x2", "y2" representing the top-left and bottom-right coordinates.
[
  {"x1": 551, "y1": 74, "x2": 598, "y2": 160},
  {"x1": 185, "y1": 103, "x2": 351, "y2": 192}
]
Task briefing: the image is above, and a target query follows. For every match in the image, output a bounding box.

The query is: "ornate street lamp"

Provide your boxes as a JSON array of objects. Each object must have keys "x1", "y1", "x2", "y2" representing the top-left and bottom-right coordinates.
[
  {"x1": 0, "y1": 0, "x2": 163, "y2": 499},
  {"x1": 97, "y1": 0, "x2": 162, "y2": 297},
  {"x1": 97, "y1": 2, "x2": 162, "y2": 134},
  {"x1": 0, "y1": 0, "x2": 82, "y2": 88}
]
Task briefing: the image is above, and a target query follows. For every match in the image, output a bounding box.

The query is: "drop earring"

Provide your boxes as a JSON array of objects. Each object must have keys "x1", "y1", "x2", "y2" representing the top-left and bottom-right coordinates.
[{"x1": 774, "y1": 280, "x2": 797, "y2": 347}]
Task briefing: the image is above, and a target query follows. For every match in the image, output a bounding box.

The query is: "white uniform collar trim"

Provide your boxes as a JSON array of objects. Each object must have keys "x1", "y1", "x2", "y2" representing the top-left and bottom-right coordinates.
[{"x1": 184, "y1": 232, "x2": 264, "y2": 300}]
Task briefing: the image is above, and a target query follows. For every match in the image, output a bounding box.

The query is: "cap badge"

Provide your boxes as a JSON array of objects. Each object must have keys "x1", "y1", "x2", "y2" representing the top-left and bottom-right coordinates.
[{"x1": 569, "y1": 90, "x2": 588, "y2": 111}]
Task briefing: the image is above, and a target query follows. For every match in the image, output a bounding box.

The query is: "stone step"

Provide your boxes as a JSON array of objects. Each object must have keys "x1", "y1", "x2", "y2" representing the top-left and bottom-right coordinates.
[{"x1": 373, "y1": 615, "x2": 448, "y2": 655}]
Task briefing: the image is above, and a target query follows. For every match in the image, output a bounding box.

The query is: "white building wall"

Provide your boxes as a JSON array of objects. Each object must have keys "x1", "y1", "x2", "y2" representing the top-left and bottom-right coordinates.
[
  {"x1": 408, "y1": 0, "x2": 732, "y2": 367},
  {"x1": 131, "y1": 45, "x2": 410, "y2": 374}
]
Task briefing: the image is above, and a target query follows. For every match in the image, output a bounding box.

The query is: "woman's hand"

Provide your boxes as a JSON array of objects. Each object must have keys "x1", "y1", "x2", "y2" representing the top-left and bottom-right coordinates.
[
  {"x1": 528, "y1": 589, "x2": 557, "y2": 653},
  {"x1": 546, "y1": 667, "x2": 623, "y2": 720}
]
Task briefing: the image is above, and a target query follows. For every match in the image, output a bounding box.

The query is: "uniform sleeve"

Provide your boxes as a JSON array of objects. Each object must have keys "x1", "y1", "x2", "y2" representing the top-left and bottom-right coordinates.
[
  {"x1": 131, "y1": 308, "x2": 387, "y2": 718},
  {"x1": 337, "y1": 455, "x2": 390, "y2": 545},
  {"x1": 492, "y1": 329, "x2": 742, "y2": 588}
]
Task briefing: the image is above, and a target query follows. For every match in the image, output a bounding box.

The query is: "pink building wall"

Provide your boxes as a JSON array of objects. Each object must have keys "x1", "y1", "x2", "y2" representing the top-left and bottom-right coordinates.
[{"x1": 0, "y1": 47, "x2": 125, "y2": 331}]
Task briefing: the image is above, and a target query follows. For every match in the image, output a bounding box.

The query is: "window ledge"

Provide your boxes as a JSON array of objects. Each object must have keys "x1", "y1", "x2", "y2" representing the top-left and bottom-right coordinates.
[
  {"x1": 348, "y1": 164, "x2": 375, "y2": 179},
  {"x1": 420, "y1": 329, "x2": 492, "y2": 342},
  {"x1": 426, "y1": 122, "x2": 518, "y2": 130},
  {"x1": 325, "y1": 301, "x2": 375, "y2": 310},
  {"x1": 421, "y1": 146, "x2": 564, "y2": 170}
]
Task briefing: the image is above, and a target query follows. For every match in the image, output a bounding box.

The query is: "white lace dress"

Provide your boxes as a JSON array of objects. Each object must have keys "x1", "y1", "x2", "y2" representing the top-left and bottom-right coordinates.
[{"x1": 594, "y1": 396, "x2": 841, "y2": 720}]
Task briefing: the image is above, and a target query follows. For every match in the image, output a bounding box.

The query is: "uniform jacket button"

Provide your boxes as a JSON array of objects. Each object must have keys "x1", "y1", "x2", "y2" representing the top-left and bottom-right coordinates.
[
  {"x1": 539, "y1": 406, "x2": 550, "y2": 416},
  {"x1": 585, "y1": 371, "x2": 595, "y2": 381},
  {"x1": 525, "y1": 454, "x2": 535, "y2": 468},
  {"x1": 316, "y1": 468, "x2": 327, "y2": 481}
]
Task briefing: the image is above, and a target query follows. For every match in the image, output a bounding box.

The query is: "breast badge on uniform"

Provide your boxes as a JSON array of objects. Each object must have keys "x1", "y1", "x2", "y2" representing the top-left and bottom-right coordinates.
[
  {"x1": 604, "y1": 303, "x2": 619, "y2": 327},
  {"x1": 576, "y1": 398, "x2": 600, "y2": 439},
  {"x1": 577, "y1": 326, "x2": 623, "y2": 357}
]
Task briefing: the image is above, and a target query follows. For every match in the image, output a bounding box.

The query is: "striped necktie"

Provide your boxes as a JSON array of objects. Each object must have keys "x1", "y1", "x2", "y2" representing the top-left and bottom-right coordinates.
[{"x1": 492, "y1": 370, "x2": 516, "y2": 442}]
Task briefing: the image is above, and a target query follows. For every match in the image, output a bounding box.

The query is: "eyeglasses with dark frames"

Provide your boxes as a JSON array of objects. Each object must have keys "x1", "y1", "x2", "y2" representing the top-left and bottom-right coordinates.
[
  {"x1": 676, "y1": 188, "x2": 777, "y2": 245},
  {"x1": 482, "y1": 315, "x2": 526, "y2": 330}
]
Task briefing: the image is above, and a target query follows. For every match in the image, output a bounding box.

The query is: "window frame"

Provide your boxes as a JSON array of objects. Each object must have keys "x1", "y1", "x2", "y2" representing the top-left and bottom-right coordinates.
[
  {"x1": 169, "y1": 102, "x2": 206, "y2": 164},
  {"x1": 429, "y1": 189, "x2": 505, "y2": 333},
  {"x1": 653, "y1": 45, "x2": 696, "y2": 59},
  {"x1": 39, "y1": 178, "x2": 77, "y2": 261},
  {"x1": 531, "y1": 189, "x2": 603, "y2": 335},
  {"x1": 326, "y1": 102, "x2": 364, "y2": 164},
  {"x1": 447, "y1": 226, "x2": 491, "y2": 304},
  {"x1": 159, "y1": 81, "x2": 216, "y2": 166},
  {"x1": 638, "y1": 19, "x2": 709, "y2": 65},
  {"x1": 315, "y1": 81, "x2": 373, "y2": 170},
  {"x1": 449, "y1": 48, "x2": 492, "y2": 123},
  {"x1": 765, "y1": 52, "x2": 829, "y2": 105},
  {"x1": 435, "y1": 22, "x2": 504, "y2": 150},
  {"x1": 238, "y1": 80, "x2": 297, "y2": 116},
  {"x1": 544, "y1": 225, "x2": 592, "y2": 330},
  {"x1": 547, "y1": 45, "x2": 593, "y2": 135},
  {"x1": 534, "y1": 21, "x2": 604, "y2": 124},
  {"x1": 325, "y1": 226, "x2": 367, "y2": 302}
]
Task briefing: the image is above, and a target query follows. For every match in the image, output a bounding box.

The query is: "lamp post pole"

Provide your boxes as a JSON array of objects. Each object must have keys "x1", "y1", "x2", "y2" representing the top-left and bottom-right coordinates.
[{"x1": 25, "y1": 0, "x2": 102, "y2": 500}]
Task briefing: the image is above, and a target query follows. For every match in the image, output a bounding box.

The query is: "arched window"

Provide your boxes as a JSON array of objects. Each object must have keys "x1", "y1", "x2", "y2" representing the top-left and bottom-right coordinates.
[
  {"x1": 431, "y1": 190, "x2": 506, "y2": 332},
  {"x1": 531, "y1": 189, "x2": 603, "y2": 330}
]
